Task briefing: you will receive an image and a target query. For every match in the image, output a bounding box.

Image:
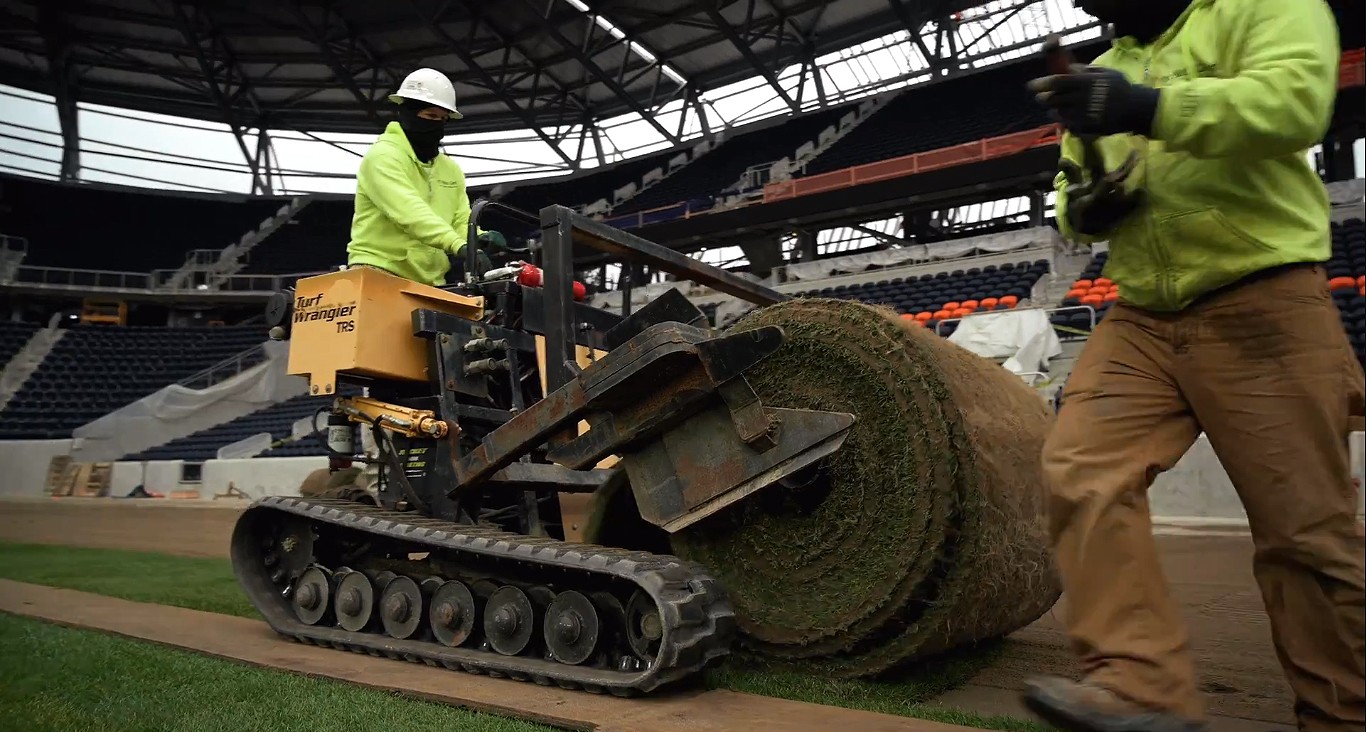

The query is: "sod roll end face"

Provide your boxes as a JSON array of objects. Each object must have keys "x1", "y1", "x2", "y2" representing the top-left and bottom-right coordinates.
[{"x1": 671, "y1": 299, "x2": 1061, "y2": 677}]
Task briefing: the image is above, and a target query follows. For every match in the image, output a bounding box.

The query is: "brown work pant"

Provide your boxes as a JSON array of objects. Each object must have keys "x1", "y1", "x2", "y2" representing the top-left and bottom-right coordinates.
[{"x1": 1043, "y1": 264, "x2": 1366, "y2": 731}]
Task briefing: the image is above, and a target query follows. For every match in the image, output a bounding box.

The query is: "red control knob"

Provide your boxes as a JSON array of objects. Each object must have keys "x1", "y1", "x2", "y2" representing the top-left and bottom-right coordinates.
[{"x1": 516, "y1": 264, "x2": 542, "y2": 288}]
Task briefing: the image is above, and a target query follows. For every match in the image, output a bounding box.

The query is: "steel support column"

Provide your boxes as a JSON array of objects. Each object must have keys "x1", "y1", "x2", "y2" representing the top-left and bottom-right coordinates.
[
  {"x1": 169, "y1": 1, "x2": 269, "y2": 193},
  {"x1": 37, "y1": 2, "x2": 80, "y2": 182}
]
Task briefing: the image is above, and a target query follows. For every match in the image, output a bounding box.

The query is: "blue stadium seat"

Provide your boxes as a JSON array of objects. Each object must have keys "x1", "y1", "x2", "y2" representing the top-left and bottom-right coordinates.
[
  {"x1": 0, "y1": 324, "x2": 267, "y2": 439},
  {"x1": 802, "y1": 63, "x2": 1048, "y2": 177}
]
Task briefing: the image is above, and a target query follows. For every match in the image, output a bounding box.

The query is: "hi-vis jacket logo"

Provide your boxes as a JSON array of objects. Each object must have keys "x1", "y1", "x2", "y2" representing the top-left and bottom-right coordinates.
[{"x1": 294, "y1": 293, "x2": 356, "y2": 323}]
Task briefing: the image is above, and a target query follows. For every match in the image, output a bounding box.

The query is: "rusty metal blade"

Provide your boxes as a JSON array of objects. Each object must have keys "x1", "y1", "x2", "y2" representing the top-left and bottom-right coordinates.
[{"x1": 623, "y1": 406, "x2": 856, "y2": 533}]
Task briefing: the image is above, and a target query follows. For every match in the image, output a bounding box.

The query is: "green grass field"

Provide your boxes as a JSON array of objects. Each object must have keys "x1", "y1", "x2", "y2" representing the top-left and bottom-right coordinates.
[
  {"x1": 0, "y1": 542, "x2": 1045, "y2": 732},
  {"x1": 0, "y1": 614, "x2": 559, "y2": 732}
]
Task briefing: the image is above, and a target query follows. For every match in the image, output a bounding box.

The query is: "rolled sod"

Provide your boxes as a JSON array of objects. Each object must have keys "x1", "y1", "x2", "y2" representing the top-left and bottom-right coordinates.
[{"x1": 671, "y1": 299, "x2": 1060, "y2": 678}]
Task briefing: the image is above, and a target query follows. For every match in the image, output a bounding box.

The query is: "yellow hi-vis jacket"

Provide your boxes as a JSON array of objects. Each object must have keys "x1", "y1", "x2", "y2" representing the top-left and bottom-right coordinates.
[
  {"x1": 347, "y1": 121, "x2": 470, "y2": 286},
  {"x1": 1054, "y1": 0, "x2": 1339, "y2": 312}
]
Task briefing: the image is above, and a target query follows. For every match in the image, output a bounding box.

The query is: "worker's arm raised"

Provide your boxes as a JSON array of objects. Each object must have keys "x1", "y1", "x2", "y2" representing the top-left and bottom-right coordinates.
[
  {"x1": 1152, "y1": 0, "x2": 1339, "y2": 159},
  {"x1": 1053, "y1": 131, "x2": 1089, "y2": 242},
  {"x1": 358, "y1": 149, "x2": 462, "y2": 253}
]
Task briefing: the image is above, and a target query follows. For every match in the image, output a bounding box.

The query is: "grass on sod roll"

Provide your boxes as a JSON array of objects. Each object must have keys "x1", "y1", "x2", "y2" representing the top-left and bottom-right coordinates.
[
  {"x1": 0, "y1": 541, "x2": 1046, "y2": 732},
  {"x1": 0, "y1": 614, "x2": 560, "y2": 732}
]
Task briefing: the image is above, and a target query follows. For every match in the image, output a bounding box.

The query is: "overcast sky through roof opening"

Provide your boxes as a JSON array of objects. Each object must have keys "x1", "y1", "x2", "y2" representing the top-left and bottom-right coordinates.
[{"x1": 0, "y1": 0, "x2": 1119, "y2": 195}]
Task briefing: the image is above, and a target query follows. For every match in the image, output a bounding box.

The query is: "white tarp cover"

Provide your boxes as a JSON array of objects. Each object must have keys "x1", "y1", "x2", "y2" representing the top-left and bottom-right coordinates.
[
  {"x1": 1326, "y1": 178, "x2": 1364, "y2": 206},
  {"x1": 947, "y1": 309, "x2": 1062, "y2": 376},
  {"x1": 69, "y1": 340, "x2": 307, "y2": 462},
  {"x1": 781, "y1": 227, "x2": 1059, "y2": 282},
  {"x1": 218, "y1": 432, "x2": 273, "y2": 460}
]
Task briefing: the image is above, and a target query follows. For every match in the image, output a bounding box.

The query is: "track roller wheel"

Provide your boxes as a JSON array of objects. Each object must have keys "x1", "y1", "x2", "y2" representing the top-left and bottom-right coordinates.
[
  {"x1": 379, "y1": 575, "x2": 425, "y2": 640},
  {"x1": 334, "y1": 568, "x2": 376, "y2": 632},
  {"x1": 292, "y1": 565, "x2": 333, "y2": 626},
  {"x1": 544, "y1": 591, "x2": 600, "y2": 665},
  {"x1": 484, "y1": 586, "x2": 535, "y2": 656},
  {"x1": 429, "y1": 579, "x2": 477, "y2": 647},
  {"x1": 626, "y1": 590, "x2": 663, "y2": 661}
]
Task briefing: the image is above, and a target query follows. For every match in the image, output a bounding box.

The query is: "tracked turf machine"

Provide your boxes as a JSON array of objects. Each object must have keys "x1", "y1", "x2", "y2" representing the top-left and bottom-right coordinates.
[{"x1": 232, "y1": 203, "x2": 1061, "y2": 695}]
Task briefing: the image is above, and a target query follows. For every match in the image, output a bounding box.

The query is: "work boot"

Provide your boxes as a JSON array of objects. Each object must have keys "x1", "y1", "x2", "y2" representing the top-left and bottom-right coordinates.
[{"x1": 1022, "y1": 677, "x2": 1207, "y2": 732}]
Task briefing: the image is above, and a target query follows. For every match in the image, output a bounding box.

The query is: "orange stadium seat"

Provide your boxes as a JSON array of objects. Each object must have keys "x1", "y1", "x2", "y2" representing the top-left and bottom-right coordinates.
[
  {"x1": 1330, "y1": 276, "x2": 1357, "y2": 291},
  {"x1": 999, "y1": 295, "x2": 1019, "y2": 308},
  {"x1": 915, "y1": 311, "x2": 933, "y2": 322},
  {"x1": 981, "y1": 297, "x2": 999, "y2": 309}
]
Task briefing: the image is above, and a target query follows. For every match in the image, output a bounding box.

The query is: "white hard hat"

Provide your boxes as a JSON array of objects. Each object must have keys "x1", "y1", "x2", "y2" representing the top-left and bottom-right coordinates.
[{"x1": 388, "y1": 68, "x2": 463, "y2": 119}]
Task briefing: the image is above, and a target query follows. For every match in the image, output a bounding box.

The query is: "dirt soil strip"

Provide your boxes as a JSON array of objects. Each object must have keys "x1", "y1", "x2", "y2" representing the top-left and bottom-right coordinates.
[
  {"x1": 0, "y1": 579, "x2": 977, "y2": 732},
  {"x1": 0, "y1": 498, "x2": 242, "y2": 558},
  {"x1": 959, "y1": 534, "x2": 1294, "y2": 727}
]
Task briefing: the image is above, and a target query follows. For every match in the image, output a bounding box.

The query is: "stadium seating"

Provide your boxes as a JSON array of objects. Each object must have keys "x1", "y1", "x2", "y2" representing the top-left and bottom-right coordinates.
[
  {"x1": 0, "y1": 320, "x2": 39, "y2": 366},
  {"x1": 123, "y1": 389, "x2": 358, "y2": 462},
  {"x1": 0, "y1": 174, "x2": 280, "y2": 273},
  {"x1": 1053, "y1": 219, "x2": 1366, "y2": 361},
  {"x1": 802, "y1": 63, "x2": 1047, "y2": 177},
  {"x1": 0, "y1": 324, "x2": 267, "y2": 439},
  {"x1": 1331, "y1": 218, "x2": 1366, "y2": 366},
  {"x1": 1051, "y1": 252, "x2": 1113, "y2": 337},
  {"x1": 497, "y1": 147, "x2": 683, "y2": 217},
  {"x1": 799, "y1": 258, "x2": 1051, "y2": 335},
  {"x1": 241, "y1": 199, "x2": 353, "y2": 276},
  {"x1": 615, "y1": 103, "x2": 856, "y2": 215}
]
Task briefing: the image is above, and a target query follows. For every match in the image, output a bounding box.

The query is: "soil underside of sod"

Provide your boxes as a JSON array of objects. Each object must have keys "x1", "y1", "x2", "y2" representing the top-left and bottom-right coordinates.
[
  {"x1": 672, "y1": 300, "x2": 1060, "y2": 677},
  {"x1": 0, "y1": 542, "x2": 1045, "y2": 732}
]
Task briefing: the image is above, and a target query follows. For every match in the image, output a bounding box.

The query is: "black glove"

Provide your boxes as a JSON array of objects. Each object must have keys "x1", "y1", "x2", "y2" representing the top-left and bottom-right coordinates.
[
  {"x1": 1027, "y1": 64, "x2": 1161, "y2": 137},
  {"x1": 448, "y1": 247, "x2": 493, "y2": 280},
  {"x1": 1059, "y1": 155, "x2": 1145, "y2": 237}
]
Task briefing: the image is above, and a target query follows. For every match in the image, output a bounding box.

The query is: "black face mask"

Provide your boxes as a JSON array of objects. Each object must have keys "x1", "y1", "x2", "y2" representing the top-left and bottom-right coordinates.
[
  {"x1": 1078, "y1": 0, "x2": 1189, "y2": 43},
  {"x1": 398, "y1": 107, "x2": 447, "y2": 163}
]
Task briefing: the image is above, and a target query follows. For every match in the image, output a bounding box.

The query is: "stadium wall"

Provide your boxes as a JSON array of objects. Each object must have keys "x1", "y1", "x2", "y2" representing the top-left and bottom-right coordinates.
[
  {"x1": 1152, "y1": 432, "x2": 1366, "y2": 521},
  {"x1": 199, "y1": 456, "x2": 327, "y2": 499},
  {"x1": 0, "y1": 438, "x2": 74, "y2": 499}
]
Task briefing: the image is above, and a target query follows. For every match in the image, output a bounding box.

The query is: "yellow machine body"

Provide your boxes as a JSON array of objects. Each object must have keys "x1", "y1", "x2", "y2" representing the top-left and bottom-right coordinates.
[{"x1": 286, "y1": 267, "x2": 484, "y2": 395}]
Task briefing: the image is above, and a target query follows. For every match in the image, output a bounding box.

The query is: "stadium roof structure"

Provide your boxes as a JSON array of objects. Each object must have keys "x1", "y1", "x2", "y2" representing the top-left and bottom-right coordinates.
[{"x1": 0, "y1": 0, "x2": 987, "y2": 145}]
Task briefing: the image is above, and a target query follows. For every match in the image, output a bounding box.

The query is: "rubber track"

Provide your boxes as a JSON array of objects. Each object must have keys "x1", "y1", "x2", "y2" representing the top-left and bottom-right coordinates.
[{"x1": 232, "y1": 496, "x2": 735, "y2": 695}]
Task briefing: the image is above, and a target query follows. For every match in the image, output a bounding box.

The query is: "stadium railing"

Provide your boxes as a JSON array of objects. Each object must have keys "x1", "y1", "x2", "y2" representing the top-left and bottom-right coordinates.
[
  {"x1": 766, "y1": 125, "x2": 1062, "y2": 204},
  {"x1": 933, "y1": 303, "x2": 1097, "y2": 337},
  {"x1": 9, "y1": 265, "x2": 319, "y2": 295},
  {"x1": 177, "y1": 343, "x2": 270, "y2": 390}
]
